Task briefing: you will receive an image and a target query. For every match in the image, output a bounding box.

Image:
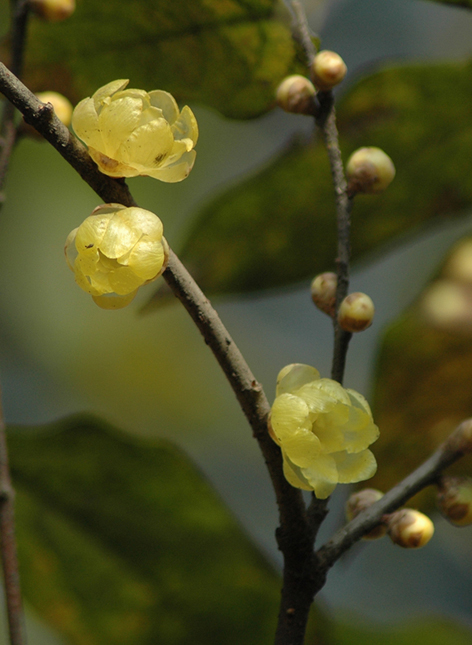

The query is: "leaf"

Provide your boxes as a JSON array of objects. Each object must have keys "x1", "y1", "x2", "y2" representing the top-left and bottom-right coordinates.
[
  {"x1": 369, "y1": 235, "x2": 472, "y2": 503},
  {"x1": 8, "y1": 414, "x2": 284, "y2": 645},
  {"x1": 19, "y1": 0, "x2": 303, "y2": 119},
  {"x1": 153, "y1": 61, "x2": 472, "y2": 299}
]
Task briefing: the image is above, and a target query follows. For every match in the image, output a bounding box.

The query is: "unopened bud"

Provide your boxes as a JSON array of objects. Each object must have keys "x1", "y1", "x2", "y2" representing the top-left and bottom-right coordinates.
[
  {"x1": 311, "y1": 50, "x2": 347, "y2": 91},
  {"x1": 29, "y1": 0, "x2": 75, "y2": 22},
  {"x1": 387, "y1": 509, "x2": 434, "y2": 549},
  {"x1": 276, "y1": 75, "x2": 316, "y2": 115},
  {"x1": 437, "y1": 476, "x2": 472, "y2": 527},
  {"x1": 311, "y1": 272, "x2": 337, "y2": 317},
  {"x1": 346, "y1": 147, "x2": 395, "y2": 195},
  {"x1": 338, "y1": 292, "x2": 374, "y2": 332},
  {"x1": 346, "y1": 488, "x2": 387, "y2": 540},
  {"x1": 36, "y1": 92, "x2": 73, "y2": 127}
]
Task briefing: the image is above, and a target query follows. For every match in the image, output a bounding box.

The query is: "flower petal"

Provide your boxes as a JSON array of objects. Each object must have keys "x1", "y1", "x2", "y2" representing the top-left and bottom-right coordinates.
[
  {"x1": 282, "y1": 455, "x2": 313, "y2": 491},
  {"x1": 127, "y1": 237, "x2": 165, "y2": 280},
  {"x1": 108, "y1": 266, "x2": 146, "y2": 295},
  {"x1": 97, "y1": 95, "x2": 145, "y2": 157},
  {"x1": 333, "y1": 449, "x2": 378, "y2": 484},
  {"x1": 171, "y1": 105, "x2": 199, "y2": 148},
  {"x1": 300, "y1": 453, "x2": 338, "y2": 499},
  {"x1": 270, "y1": 393, "x2": 311, "y2": 441},
  {"x1": 276, "y1": 364, "x2": 321, "y2": 396},
  {"x1": 75, "y1": 213, "x2": 112, "y2": 256},
  {"x1": 146, "y1": 150, "x2": 196, "y2": 183},
  {"x1": 99, "y1": 212, "x2": 141, "y2": 258},
  {"x1": 92, "y1": 290, "x2": 138, "y2": 310},
  {"x1": 280, "y1": 431, "x2": 322, "y2": 468},
  {"x1": 148, "y1": 90, "x2": 180, "y2": 124},
  {"x1": 115, "y1": 119, "x2": 174, "y2": 169},
  {"x1": 92, "y1": 79, "x2": 129, "y2": 107},
  {"x1": 71, "y1": 97, "x2": 105, "y2": 151}
]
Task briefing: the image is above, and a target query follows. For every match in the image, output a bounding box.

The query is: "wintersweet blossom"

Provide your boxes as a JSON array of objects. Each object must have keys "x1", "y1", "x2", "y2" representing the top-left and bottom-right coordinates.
[
  {"x1": 65, "y1": 204, "x2": 168, "y2": 309},
  {"x1": 72, "y1": 80, "x2": 198, "y2": 182},
  {"x1": 269, "y1": 364, "x2": 379, "y2": 499}
]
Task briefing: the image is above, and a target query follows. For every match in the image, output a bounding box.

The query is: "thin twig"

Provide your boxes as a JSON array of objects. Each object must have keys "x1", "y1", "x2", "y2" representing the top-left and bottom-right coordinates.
[
  {"x1": 289, "y1": 1, "x2": 316, "y2": 67},
  {"x1": 315, "y1": 91, "x2": 353, "y2": 385},
  {"x1": 0, "y1": 391, "x2": 24, "y2": 645},
  {"x1": 317, "y1": 418, "x2": 472, "y2": 570}
]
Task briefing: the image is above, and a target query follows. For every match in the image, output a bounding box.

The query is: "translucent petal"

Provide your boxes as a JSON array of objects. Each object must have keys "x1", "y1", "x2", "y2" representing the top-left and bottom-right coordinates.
[
  {"x1": 98, "y1": 96, "x2": 144, "y2": 157},
  {"x1": 127, "y1": 238, "x2": 165, "y2": 280},
  {"x1": 148, "y1": 90, "x2": 179, "y2": 124},
  {"x1": 300, "y1": 454, "x2": 338, "y2": 499},
  {"x1": 314, "y1": 378, "x2": 351, "y2": 405},
  {"x1": 75, "y1": 214, "x2": 112, "y2": 256},
  {"x1": 89, "y1": 148, "x2": 140, "y2": 178},
  {"x1": 73, "y1": 260, "x2": 103, "y2": 296},
  {"x1": 115, "y1": 119, "x2": 174, "y2": 169},
  {"x1": 346, "y1": 389, "x2": 373, "y2": 419},
  {"x1": 99, "y1": 212, "x2": 141, "y2": 258},
  {"x1": 297, "y1": 383, "x2": 337, "y2": 414},
  {"x1": 276, "y1": 364, "x2": 320, "y2": 397},
  {"x1": 282, "y1": 456, "x2": 313, "y2": 492},
  {"x1": 342, "y1": 408, "x2": 380, "y2": 453},
  {"x1": 76, "y1": 252, "x2": 99, "y2": 277},
  {"x1": 108, "y1": 266, "x2": 145, "y2": 295},
  {"x1": 146, "y1": 150, "x2": 196, "y2": 183},
  {"x1": 117, "y1": 207, "x2": 163, "y2": 240},
  {"x1": 64, "y1": 228, "x2": 78, "y2": 271},
  {"x1": 333, "y1": 449, "x2": 378, "y2": 484},
  {"x1": 92, "y1": 79, "x2": 129, "y2": 107},
  {"x1": 159, "y1": 140, "x2": 189, "y2": 168},
  {"x1": 280, "y1": 430, "x2": 323, "y2": 468},
  {"x1": 270, "y1": 393, "x2": 311, "y2": 441},
  {"x1": 71, "y1": 98, "x2": 105, "y2": 151},
  {"x1": 171, "y1": 105, "x2": 199, "y2": 147},
  {"x1": 92, "y1": 290, "x2": 138, "y2": 310}
]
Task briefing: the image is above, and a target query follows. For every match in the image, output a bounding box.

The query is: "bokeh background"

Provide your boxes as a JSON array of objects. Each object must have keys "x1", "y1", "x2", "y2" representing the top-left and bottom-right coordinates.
[{"x1": 2, "y1": 0, "x2": 472, "y2": 642}]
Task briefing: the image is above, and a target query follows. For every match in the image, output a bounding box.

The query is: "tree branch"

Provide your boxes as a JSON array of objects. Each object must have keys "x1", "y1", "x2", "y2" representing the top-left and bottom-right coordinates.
[
  {"x1": 317, "y1": 418, "x2": 472, "y2": 570},
  {"x1": 0, "y1": 65, "x2": 319, "y2": 645}
]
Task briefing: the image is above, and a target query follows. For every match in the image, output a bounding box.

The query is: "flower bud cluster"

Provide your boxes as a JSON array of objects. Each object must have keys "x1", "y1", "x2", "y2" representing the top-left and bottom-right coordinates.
[
  {"x1": 270, "y1": 364, "x2": 379, "y2": 499},
  {"x1": 65, "y1": 204, "x2": 168, "y2": 309}
]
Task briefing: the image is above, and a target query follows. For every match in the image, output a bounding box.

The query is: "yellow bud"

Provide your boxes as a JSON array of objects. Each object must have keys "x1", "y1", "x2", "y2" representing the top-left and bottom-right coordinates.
[
  {"x1": 36, "y1": 92, "x2": 73, "y2": 127},
  {"x1": 387, "y1": 509, "x2": 434, "y2": 549},
  {"x1": 338, "y1": 292, "x2": 375, "y2": 333},
  {"x1": 311, "y1": 272, "x2": 337, "y2": 317},
  {"x1": 437, "y1": 476, "x2": 472, "y2": 527},
  {"x1": 346, "y1": 488, "x2": 387, "y2": 540},
  {"x1": 276, "y1": 75, "x2": 316, "y2": 115},
  {"x1": 311, "y1": 50, "x2": 347, "y2": 91},
  {"x1": 346, "y1": 147, "x2": 396, "y2": 195},
  {"x1": 29, "y1": 0, "x2": 75, "y2": 22},
  {"x1": 65, "y1": 204, "x2": 169, "y2": 309}
]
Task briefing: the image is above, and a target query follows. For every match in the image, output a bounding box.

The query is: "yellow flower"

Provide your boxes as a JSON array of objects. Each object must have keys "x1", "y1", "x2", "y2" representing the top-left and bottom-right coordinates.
[
  {"x1": 269, "y1": 364, "x2": 379, "y2": 499},
  {"x1": 65, "y1": 204, "x2": 169, "y2": 309},
  {"x1": 71, "y1": 80, "x2": 198, "y2": 182}
]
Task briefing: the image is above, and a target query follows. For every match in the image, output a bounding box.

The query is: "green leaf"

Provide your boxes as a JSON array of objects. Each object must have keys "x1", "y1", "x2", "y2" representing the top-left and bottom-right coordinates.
[
  {"x1": 21, "y1": 0, "x2": 302, "y2": 119},
  {"x1": 8, "y1": 414, "x2": 283, "y2": 645},
  {"x1": 159, "y1": 61, "x2": 472, "y2": 298},
  {"x1": 369, "y1": 235, "x2": 472, "y2": 503}
]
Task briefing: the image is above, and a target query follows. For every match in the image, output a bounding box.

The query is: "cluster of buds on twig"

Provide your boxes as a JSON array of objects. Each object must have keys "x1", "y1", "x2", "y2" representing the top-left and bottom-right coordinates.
[
  {"x1": 346, "y1": 489, "x2": 435, "y2": 548},
  {"x1": 311, "y1": 273, "x2": 375, "y2": 333},
  {"x1": 276, "y1": 49, "x2": 347, "y2": 116}
]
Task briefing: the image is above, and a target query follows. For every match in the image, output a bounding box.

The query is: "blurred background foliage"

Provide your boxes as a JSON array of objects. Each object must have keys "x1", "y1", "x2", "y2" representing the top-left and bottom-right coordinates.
[{"x1": 1, "y1": 0, "x2": 472, "y2": 643}]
